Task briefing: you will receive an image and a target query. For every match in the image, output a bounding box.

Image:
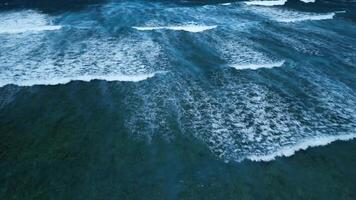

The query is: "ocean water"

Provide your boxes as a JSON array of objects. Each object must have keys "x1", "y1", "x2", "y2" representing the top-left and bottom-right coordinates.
[{"x1": 0, "y1": 0, "x2": 355, "y2": 199}]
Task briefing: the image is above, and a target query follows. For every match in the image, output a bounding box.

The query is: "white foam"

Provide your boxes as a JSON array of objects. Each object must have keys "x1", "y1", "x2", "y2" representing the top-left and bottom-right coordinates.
[
  {"x1": 132, "y1": 25, "x2": 217, "y2": 33},
  {"x1": 216, "y1": 36, "x2": 285, "y2": 71},
  {"x1": 0, "y1": 10, "x2": 62, "y2": 34},
  {"x1": 220, "y1": 3, "x2": 232, "y2": 6},
  {"x1": 124, "y1": 48, "x2": 356, "y2": 164},
  {"x1": 176, "y1": 82, "x2": 307, "y2": 163},
  {"x1": 247, "y1": 134, "x2": 356, "y2": 162},
  {"x1": 244, "y1": 0, "x2": 288, "y2": 6},
  {"x1": 231, "y1": 60, "x2": 285, "y2": 70},
  {"x1": 0, "y1": 34, "x2": 167, "y2": 87}
]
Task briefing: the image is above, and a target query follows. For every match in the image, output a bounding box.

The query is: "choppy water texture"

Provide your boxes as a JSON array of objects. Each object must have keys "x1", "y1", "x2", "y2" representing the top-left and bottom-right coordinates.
[{"x1": 0, "y1": 0, "x2": 356, "y2": 199}]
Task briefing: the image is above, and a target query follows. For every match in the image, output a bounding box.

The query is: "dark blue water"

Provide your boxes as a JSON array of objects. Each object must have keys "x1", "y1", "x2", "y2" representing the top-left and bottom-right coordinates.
[{"x1": 0, "y1": 0, "x2": 355, "y2": 199}]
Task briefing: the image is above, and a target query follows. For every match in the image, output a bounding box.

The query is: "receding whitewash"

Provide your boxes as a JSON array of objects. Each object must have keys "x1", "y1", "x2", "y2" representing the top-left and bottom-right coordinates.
[
  {"x1": 132, "y1": 25, "x2": 217, "y2": 33},
  {"x1": 0, "y1": 72, "x2": 166, "y2": 87},
  {"x1": 246, "y1": 133, "x2": 356, "y2": 162},
  {"x1": 231, "y1": 60, "x2": 285, "y2": 70},
  {"x1": 0, "y1": 10, "x2": 62, "y2": 34},
  {"x1": 244, "y1": 0, "x2": 288, "y2": 6}
]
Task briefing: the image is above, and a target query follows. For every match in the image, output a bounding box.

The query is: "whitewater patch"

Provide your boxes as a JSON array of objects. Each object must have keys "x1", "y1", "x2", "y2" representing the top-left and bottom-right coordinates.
[
  {"x1": 0, "y1": 10, "x2": 62, "y2": 34},
  {"x1": 125, "y1": 61, "x2": 356, "y2": 163},
  {"x1": 132, "y1": 25, "x2": 217, "y2": 33},
  {"x1": 0, "y1": 33, "x2": 167, "y2": 87},
  {"x1": 231, "y1": 60, "x2": 285, "y2": 70},
  {"x1": 244, "y1": 0, "x2": 288, "y2": 6},
  {"x1": 247, "y1": 134, "x2": 356, "y2": 162},
  {"x1": 214, "y1": 36, "x2": 285, "y2": 71}
]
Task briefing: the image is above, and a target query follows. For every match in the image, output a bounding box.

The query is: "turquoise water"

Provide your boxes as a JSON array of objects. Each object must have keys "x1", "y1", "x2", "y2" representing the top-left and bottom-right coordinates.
[{"x1": 0, "y1": 0, "x2": 355, "y2": 199}]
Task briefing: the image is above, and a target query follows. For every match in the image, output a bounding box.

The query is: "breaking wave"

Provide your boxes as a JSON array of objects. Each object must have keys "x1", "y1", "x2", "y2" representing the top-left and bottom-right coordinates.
[
  {"x1": 247, "y1": 134, "x2": 356, "y2": 162},
  {"x1": 231, "y1": 60, "x2": 285, "y2": 70},
  {"x1": 132, "y1": 25, "x2": 217, "y2": 32},
  {"x1": 276, "y1": 12, "x2": 337, "y2": 23},
  {"x1": 0, "y1": 72, "x2": 164, "y2": 87}
]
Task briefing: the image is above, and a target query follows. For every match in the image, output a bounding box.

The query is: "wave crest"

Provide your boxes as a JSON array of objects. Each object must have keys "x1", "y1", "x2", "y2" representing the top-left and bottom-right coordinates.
[
  {"x1": 247, "y1": 134, "x2": 356, "y2": 162},
  {"x1": 276, "y1": 12, "x2": 336, "y2": 23},
  {"x1": 231, "y1": 60, "x2": 285, "y2": 70},
  {"x1": 132, "y1": 25, "x2": 217, "y2": 33},
  {"x1": 0, "y1": 72, "x2": 165, "y2": 87},
  {"x1": 244, "y1": 0, "x2": 288, "y2": 6}
]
